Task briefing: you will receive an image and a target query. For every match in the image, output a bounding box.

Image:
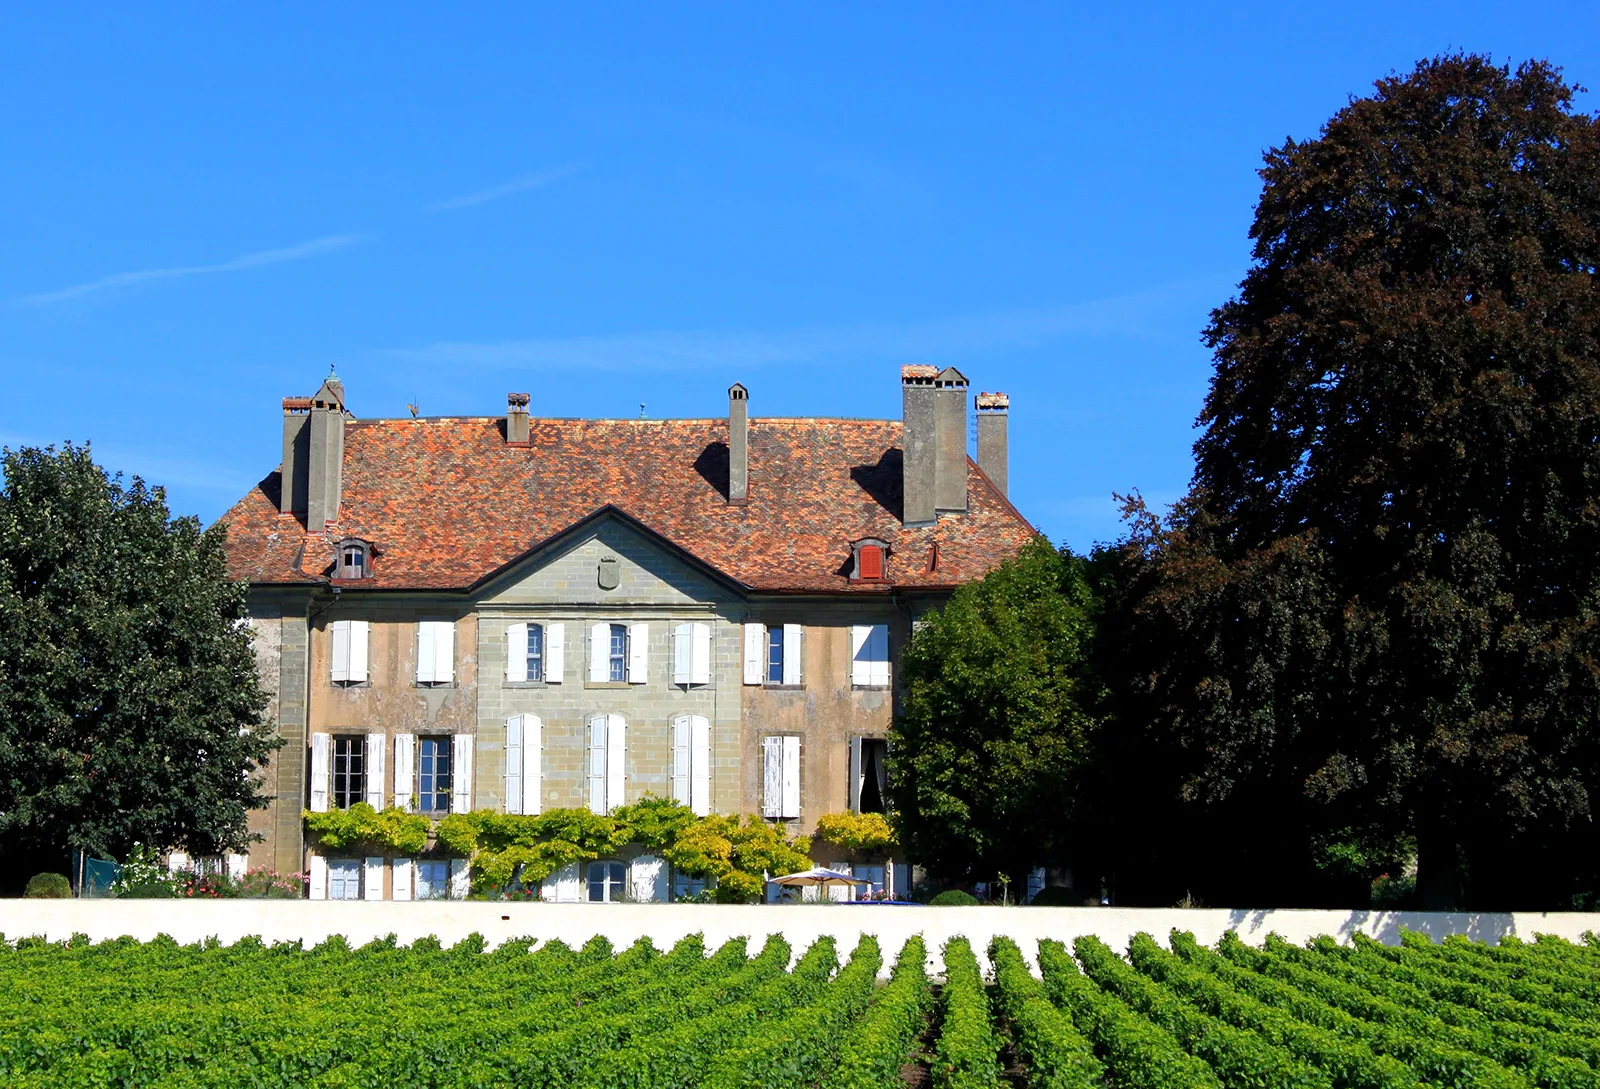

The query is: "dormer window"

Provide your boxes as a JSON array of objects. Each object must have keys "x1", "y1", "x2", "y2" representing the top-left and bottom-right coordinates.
[
  {"x1": 851, "y1": 538, "x2": 889, "y2": 582},
  {"x1": 336, "y1": 538, "x2": 372, "y2": 580}
]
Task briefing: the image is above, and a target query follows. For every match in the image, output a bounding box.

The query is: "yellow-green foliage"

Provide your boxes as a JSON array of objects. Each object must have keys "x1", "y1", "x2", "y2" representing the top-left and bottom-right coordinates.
[
  {"x1": 302, "y1": 804, "x2": 430, "y2": 854},
  {"x1": 814, "y1": 811, "x2": 896, "y2": 852},
  {"x1": 663, "y1": 813, "x2": 813, "y2": 903}
]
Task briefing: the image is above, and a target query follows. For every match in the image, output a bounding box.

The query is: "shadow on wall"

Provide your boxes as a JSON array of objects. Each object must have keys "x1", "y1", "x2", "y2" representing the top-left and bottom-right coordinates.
[{"x1": 1225, "y1": 907, "x2": 1517, "y2": 945}]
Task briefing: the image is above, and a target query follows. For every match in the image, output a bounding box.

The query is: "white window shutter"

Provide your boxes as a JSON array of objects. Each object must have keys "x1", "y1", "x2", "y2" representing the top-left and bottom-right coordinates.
[
  {"x1": 781, "y1": 735, "x2": 801, "y2": 819},
  {"x1": 848, "y1": 737, "x2": 863, "y2": 812},
  {"x1": 393, "y1": 734, "x2": 415, "y2": 812},
  {"x1": 331, "y1": 621, "x2": 351, "y2": 683},
  {"x1": 588, "y1": 623, "x2": 608, "y2": 683},
  {"x1": 542, "y1": 861, "x2": 581, "y2": 902},
  {"x1": 505, "y1": 622, "x2": 528, "y2": 683},
  {"x1": 870, "y1": 624, "x2": 890, "y2": 687},
  {"x1": 364, "y1": 857, "x2": 384, "y2": 901},
  {"x1": 743, "y1": 623, "x2": 765, "y2": 685},
  {"x1": 782, "y1": 624, "x2": 803, "y2": 686},
  {"x1": 349, "y1": 620, "x2": 369, "y2": 683},
  {"x1": 449, "y1": 858, "x2": 470, "y2": 900},
  {"x1": 392, "y1": 858, "x2": 413, "y2": 902},
  {"x1": 690, "y1": 715, "x2": 711, "y2": 817},
  {"x1": 762, "y1": 736, "x2": 783, "y2": 818},
  {"x1": 691, "y1": 623, "x2": 712, "y2": 685},
  {"x1": 850, "y1": 625, "x2": 871, "y2": 686},
  {"x1": 629, "y1": 855, "x2": 668, "y2": 903},
  {"x1": 671, "y1": 715, "x2": 691, "y2": 805},
  {"x1": 545, "y1": 623, "x2": 564, "y2": 683},
  {"x1": 606, "y1": 714, "x2": 626, "y2": 811},
  {"x1": 364, "y1": 732, "x2": 386, "y2": 809},
  {"x1": 416, "y1": 623, "x2": 436, "y2": 684},
  {"x1": 524, "y1": 715, "x2": 542, "y2": 815},
  {"x1": 435, "y1": 622, "x2": 456, "y2": 684},
  {"x1": 225, "y1": 853, "x2": 247, "y2": 880},
  {"x1": 628, "y1": 623, "x2": 648, "y2": 683},
  {"x1": 505, "y1": 716, "x2": 524, "y2": 815},
  {"x1": 452, "y1": 733, "x2": 473, "y2": 813},
  {"x1": 309, "y1": 732, "x2": 330, "y2": 812},
  {"x1": 308, "y1": 855, "x2": 327, "y2": 900},
  {"x1": 672, "y1": 623, "x2": 693, "y2": 685},
  {"x1": 587, "y1": 715, "x2": 607, "y2": 814}
]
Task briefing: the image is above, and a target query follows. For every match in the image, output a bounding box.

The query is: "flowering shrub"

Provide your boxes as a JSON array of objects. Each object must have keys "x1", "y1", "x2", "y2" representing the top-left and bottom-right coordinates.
[{"x1": 814, "y1": 811, "x2": 896, "y2": 852}]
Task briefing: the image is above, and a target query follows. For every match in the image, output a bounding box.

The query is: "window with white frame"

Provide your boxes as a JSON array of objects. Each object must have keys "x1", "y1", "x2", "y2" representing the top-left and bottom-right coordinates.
[
  {"x1": 418, "y1": 737, "x2": 453, "y2": 813},
  {"x1": 672, "y1": 870, "x2": 708, "y2": 901},
  {"x1": 587, "y1": 714, "x2": 626, "y2": 814},
  {"x1": 671, "y1": 714, "x2": 711, "y2": 816},
  {"x1": 743, "y1": 623, "x2": 802, "y2": 686},
  {"x1": 416, "y1": 620, "x2": 455, "y2": 685},
  {"x1": 415, "y1": 860, "x2": 450, "y2": 901},
  {"x1": 506, "y1": 622, "x2": 564, "y2": 684},
  {"x1": 331, "y1": 736, "x2": 365, "y2": 810},
  {"x1": 849, "y1": 624, "x2": 890, "y2": 687},
  {"x1": 328, "y1": 859, "x2": 362, "y2": 900},
  {"x1": 608, "y1": 623, "x2": 628, "y2": 681},
  {"x1": 761, "y1": 735, "x2": 801, "y2": 820},
  {"x1": 671, "y1": 622, "x2": 711, "y2": 686},
  {"x1": 330, "y1": 620, "x2": 370, "y2": 685},
  {"x1": 588, "y1": 860, "x2": 627, "y2": 902}
]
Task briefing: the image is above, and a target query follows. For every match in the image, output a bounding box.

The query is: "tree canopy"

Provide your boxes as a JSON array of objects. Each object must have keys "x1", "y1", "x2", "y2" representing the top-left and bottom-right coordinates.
[
  {"x1": 889, "y1": 536, "x2": 1104, "y2": 886},
  {"x1": 1101, "y1": 55, "x2": 1600, "y2": 909},
  {"x1": 0, "y1": 444, "x2": 276, "y2": 889}
]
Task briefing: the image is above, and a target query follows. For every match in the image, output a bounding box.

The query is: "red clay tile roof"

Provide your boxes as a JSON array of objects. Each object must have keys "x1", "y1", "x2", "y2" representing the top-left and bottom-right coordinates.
[{"x1": 218, "y1": 416, "x2": 1037, "y2": 593}]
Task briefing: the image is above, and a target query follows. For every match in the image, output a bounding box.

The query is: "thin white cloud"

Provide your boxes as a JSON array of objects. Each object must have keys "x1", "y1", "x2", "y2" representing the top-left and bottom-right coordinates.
[
  {"x1": 19, "y1": 234, "x2": 367, "y2": 306},
  {"x1": 384, "y1": 278, "x2": 1225, "y2": 373},
  {"x1": 429, "y1": 164, "x2": 583, "y2": 211}
]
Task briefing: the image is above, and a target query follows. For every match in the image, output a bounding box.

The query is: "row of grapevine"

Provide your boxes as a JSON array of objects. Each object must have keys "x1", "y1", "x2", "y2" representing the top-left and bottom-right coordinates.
[{"x1": 2, "y1": 927, "x2": 1598, "y2": 1086}]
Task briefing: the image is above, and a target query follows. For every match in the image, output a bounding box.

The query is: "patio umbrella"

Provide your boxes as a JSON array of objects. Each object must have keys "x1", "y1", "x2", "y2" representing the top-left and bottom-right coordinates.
[{"x1": 769, "y1": 867, "x2": 869, "y2": 888}]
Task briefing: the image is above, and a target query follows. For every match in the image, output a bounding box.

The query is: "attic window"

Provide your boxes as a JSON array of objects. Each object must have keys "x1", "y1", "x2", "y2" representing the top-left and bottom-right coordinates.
[
  {"x1": 851, "y1": 538, "x2": 889, "y2": 582},
  {"x1": 336, "y1": 539, "x2": 372, "y2": 580}
]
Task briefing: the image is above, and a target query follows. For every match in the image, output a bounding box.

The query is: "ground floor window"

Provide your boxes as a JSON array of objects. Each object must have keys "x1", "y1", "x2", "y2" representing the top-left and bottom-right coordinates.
[
  {"x1": 672, "y1": 870, "x2": 708, "y2": 901},
  {"x1": 416, "y1": 861, "x2": 450, "y2": 900},
  {"x1": 588, "y1": 860, "x2": 626, "y2": 902},
  {"x1": 328, "y1": 859, "x2": 361, "y2": 900},
  {"x1": 856, "y1": 864, "x2": 886, "y2": 897}
]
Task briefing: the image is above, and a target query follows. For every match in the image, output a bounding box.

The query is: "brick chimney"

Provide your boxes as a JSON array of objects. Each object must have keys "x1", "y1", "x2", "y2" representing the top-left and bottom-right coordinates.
[
  {"x1": 281, "y1": 372, "x2": 347, "y2": 528},
  {"x1": 728, "y1": 382, "x2": 749, "y2": 503},
  {"x1": 901, "y1": 365, "x2": 969, "y2": 524},
  {"x1": 506, "y1": 392, "x2": 530, "y2": 444},
  {"x1": 975, "y1": 392, "x2": 1009, "y2": 496}
]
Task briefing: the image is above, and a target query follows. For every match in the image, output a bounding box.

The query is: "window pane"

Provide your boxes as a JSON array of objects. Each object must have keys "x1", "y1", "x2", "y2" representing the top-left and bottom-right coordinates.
[
  {"x1": 333, "y1": 737, "x2": 365, "y2": 809},
  {"x1": 419, "y1": 738, "x2": 452, "y2": 813},
  {"x1": 528, "y1": 623, "x2": 544, "y2": 682},
  {"x1": 608, "y1": 624, "x2": 627, "y2": 682},
  {"x1": 766, "y1": 626, "x2": 784, "y2": 684}
]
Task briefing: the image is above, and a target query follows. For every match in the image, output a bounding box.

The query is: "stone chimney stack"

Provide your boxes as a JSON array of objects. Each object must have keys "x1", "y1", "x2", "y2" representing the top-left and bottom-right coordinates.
[
  {"x1": 280, "y1": 397, "x2": 312, "y2": 515},
  {"x1": 305, "y1": 373, "x2": 347, "y2": 531},
  {"x1": 506, "y1": 392, "x2": 530, "y2": 444},
  {"x1": 975, "y1": 392, "x2": 1009, "y2": 497},
  {"x1": 728, "y1": 382, "x2": 749, "y2": 503},
  {"x1": 902, "y1": 365, "x2": 970, "y2": 525}
]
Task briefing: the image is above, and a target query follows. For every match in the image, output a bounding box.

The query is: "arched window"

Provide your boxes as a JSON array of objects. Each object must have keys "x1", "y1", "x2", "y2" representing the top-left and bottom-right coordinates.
[
  {"x1": 336, "y1": 538, "x2": 372, "y2": 580},
  {"x1": 588, "y1": 860, "x2": 627, "y2": 902},
  {"x1": 850, "y1": 538, "x2": 890, "y2": 581}
]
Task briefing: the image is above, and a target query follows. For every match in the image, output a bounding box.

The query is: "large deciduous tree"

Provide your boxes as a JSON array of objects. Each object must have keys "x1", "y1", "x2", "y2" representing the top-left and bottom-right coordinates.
[
  {"x1": 889, "y1": 537, "x2": 1104, "y2": 888},
  {"x1": 0, "y1": 444, "x2": 277, "y2": 889},
  {"x1": 1108, "y1": 56, "x2": 1600, "y2": 908}
]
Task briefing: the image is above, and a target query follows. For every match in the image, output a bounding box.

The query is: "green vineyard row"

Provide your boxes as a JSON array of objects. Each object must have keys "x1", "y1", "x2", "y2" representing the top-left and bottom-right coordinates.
[{"x1": 3, "y1": 927, "x2": 1600, "y2": 1086}]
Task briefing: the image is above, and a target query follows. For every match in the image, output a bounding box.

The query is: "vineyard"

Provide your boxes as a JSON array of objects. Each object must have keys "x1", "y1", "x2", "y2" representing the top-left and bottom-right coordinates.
[{"x1": 3, "y1": 927, "x2": 1599, "y2": 1087}]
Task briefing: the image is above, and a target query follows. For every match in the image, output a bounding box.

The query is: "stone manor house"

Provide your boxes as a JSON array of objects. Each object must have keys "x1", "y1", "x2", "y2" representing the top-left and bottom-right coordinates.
[{"x1": 218, "y1": 365, "x2": 1035, "y2": 901}]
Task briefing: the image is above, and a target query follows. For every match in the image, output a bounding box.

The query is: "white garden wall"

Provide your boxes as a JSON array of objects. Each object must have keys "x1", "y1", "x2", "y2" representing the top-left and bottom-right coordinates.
[{"x1": 4, "y1": 902, "x2": 1595, "y2": 974}]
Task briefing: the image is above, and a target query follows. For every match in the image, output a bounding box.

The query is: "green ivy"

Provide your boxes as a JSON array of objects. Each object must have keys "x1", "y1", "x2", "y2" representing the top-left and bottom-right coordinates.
[{"x1": 302, "y1": 804, "x2": 431, "y2": 854}]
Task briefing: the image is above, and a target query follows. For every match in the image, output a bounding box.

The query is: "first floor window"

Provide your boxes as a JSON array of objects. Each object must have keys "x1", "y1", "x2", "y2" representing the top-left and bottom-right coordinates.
[
  {"x1": 419, "y1": 737, "x2": 453, "y2": 813},
  {"x1": 765, "y1": 625, "x2": 785, "y2": 684},
  {"x1": 589, "y1": 860, "x2": 627, "y2": 902},
  {"x1": 854, "y1": 738, "x2": 889, "y2": 814},
  {"x1": 328, "y1": 859, "x2": 361, "y2": 900},
  {"x1": 608, "y1": 624, "x2": 628, "y2": 682},
  {"x1": 332, "y1": 736, "x2": 365, "y2": 810},
  {"x1": 416, "y1": 861, "x2": 450, "y2": 901},
  {"x1": 525, "y1": 622, "x2": 545, "y2": 682}
]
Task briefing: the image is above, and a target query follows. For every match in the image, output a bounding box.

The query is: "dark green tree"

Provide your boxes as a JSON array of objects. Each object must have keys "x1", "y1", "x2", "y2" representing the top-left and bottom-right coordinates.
[
  {"x1": 1106, "y1": 55, "x2": 1600, "y2": 909},
  {"x1": 0, "y1": 444, "x2": 277, "y2": 889},
  {"x1": 889, "y1": 537, "x2": 1104, "y2": 888}
]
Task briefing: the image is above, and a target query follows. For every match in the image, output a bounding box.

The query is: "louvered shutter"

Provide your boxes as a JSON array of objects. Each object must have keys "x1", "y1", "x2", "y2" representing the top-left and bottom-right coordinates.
[
  {"x1": 629, "y1": 856, "x2": 668, "y2": 903},
  {"x1": 606, "y1": 714, "x2": 626, "y2": 811},
  {"x1": 671, "y1": 716, "x2": 691, "y2": 805},
  {"x1": 848, "y1": 737, "x2": 863, "y2": 812},
  {"x1": 870, "y1": 625, "x2": 890, "y2": 686},
  {"x1": 364, "y1": 857, "x2": 384, "y2": 901},
  {"x1": 349, "y1": 620, "x2": 369, "y2": 683},
  {"x1": 850, "y1": 625, "x2": 871, "y2": 686},
  {"x1": 309, "y1": 855, "x2": 327, "y2": 900},
  {"x1": 587, "y1": 715, "x2": 607, "y2": 813},
  {"x1": 392, "y1": 858, "x2": 413, "y2": 902},
  {"x1": 691, "y1": 623, "x2": 711, "y2": 685},
  {"x1": 627, "y1": 623, "x2": 648, "y2": 683},
  {"x1": 781, "y1": 735, "x2": 801, "y2": 819},
  {"x1": 505, "y1": 716, "x2": 524, "y2": 814},
  {"x1": 452, "y1": 733, "x2": 473, "y2": 813},
  {"x1": 523, "y1": 715, "x2": 542, "y2": 815},
  {"x1": 365, "y1": 732, "x2": 386, "y2": 809},
  {"x1": 545, "y1": 623, "x2": 564, "y2": 683},
  {"x1": 588, "y1": 623, "x2": 608, "y2": 683},
  {"x1": 543, "y1": 861, "x2": 581, "y2": 902},
  {"x1": 762, "y1": 736, "x2": 783, "y2": 818},
  {"x1": 781, "y1": 624, "x2": 802, "y2": 686},
  {"x1": 505, "y1": 622, "x2": 528, "y2": 683},
  {"x1": 393, "y1": 734, "x2": 415, "y2": 812},
  {"x1": 690, "y1": 715, "x2": 711, "y2": 817},
  {"x1": 434, "y1": 622, "x2": 455, "y2": 684},
  {"x1": 672, "y1": 624, "x2": 693, "y2": 685},
  {"x1": 449, "y1": 859, "x2": 470, "y2": 900},
  {"x1": 331, "y1": 620, "x2": 351, "y2": 682},
  {"x1": 416, "y1": 623, "x2": 436, "y2": 684},
  {"x1": 309, "y1": 732, "x2": 331, "y2": 812},
  {"x1": 743, "y1": 623, "x2": 765, "y2": 685}
]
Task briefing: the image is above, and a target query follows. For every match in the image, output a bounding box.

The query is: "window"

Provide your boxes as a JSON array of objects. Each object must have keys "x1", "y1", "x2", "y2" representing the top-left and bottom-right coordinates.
[
  {"x1": 415, "y1": 861, "x2": 450, "y2": 901},
  {"x1": 743, "y1": 623, "x2": 802, "y2": 686},
  {"x1": 671, "y1": 714, "x2": 711, "y2": 817},
  {"x1": 416, "y1": 621, "x2": 455, "y2": 685},
  {"x1": 418, "y1": 737, "x2": 453, "y2": 813},
  {"x1": 672, "y1": 870, "x2": 708, "y2": 901},
  {"x1": 330, "y1": 620, "x2": 369, "y2": 684},
  {"x1": 336, "y1": 538, "x2": 372, "y2": 580},
  {"x1": 608, "y1": 623, "x2": 628, "y2": 682},
  {"x1": 328, "y1": 859, "x2": 361, "y2": 900},
  {"x1": 671, "y1": 623, "x2": 712, "y2": 686},
  {"x1": 762, "y1": 735, "x2": 801, "y2": 820},
  {"x1": 851, "y1": 538, "x2": 890, "y2": 581},
  {"x1": 525, "y1": 623, "x2": 544, "y2": 682},
  {"x1": 850, "y1": 624, "x2": 891, "y2": 687},
  {"x1": 507, "y1": 622, "x2": 564, "y2": 684},
  {"x1": 587, "y1": 714, "x2": 626, "y2": 814},
  {"x1": 766, "y1": 626, "x2": 784, "y2": 683},
  {"x1": 332, "y1": 736, "x2": 365, "y2": 810},
  {"x1": 588, "y1": 860, "x2": 627, "y2": 902}
]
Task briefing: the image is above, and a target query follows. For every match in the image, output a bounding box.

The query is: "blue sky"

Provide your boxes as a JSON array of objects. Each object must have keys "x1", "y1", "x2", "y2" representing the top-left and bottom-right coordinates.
[{"x1": 1, "y1": 5, "x2": 1595, "y2": 553}]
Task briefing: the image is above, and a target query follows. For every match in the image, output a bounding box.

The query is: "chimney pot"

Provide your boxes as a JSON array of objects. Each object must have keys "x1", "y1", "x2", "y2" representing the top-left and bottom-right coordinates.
[{"x1": 506, "y1": 392, "x2": 530, "y2": 444}]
